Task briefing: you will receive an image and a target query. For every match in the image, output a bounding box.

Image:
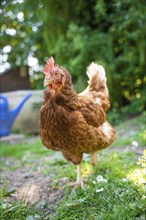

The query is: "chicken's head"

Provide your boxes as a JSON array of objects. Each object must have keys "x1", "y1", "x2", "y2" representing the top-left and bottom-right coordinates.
[
  {"x1": 62, "y1": 150, "x2": 83, "y2": 165},
  {"x1": 43, "y1": 57, "x2": 66, "y2": 92}
]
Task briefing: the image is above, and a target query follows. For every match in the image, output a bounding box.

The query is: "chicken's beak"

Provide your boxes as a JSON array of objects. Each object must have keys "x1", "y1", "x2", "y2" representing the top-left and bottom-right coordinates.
[{"x1": 44, "y1": 78, "x2": 52, "y2": 87}]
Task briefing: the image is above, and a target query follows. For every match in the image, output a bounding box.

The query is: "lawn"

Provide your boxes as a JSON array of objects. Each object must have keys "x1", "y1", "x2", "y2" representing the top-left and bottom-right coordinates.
[{"x1": 0, "y1": 113, "x2": 145, "y2": 220}]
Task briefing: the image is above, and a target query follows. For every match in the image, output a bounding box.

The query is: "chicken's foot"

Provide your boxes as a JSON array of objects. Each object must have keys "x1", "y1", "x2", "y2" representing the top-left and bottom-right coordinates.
[{"x1": 90, "y1": 151, "x2": 98, "y2": 166}]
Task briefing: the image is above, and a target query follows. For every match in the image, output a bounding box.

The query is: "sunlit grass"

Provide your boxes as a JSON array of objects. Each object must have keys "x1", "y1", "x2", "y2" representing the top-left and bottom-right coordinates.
[
  {"x1": 127, "y1": 168, "x2": 145, "y2": 185},
  {"x1": 127, "y1": 150, "x2": 146, "y2": 185}
]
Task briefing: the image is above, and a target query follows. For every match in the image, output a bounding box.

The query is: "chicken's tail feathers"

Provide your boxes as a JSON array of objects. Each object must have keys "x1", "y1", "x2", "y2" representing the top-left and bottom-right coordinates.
[{"x1": 86, "y1": 62, "x2": 109, "y2": 96}]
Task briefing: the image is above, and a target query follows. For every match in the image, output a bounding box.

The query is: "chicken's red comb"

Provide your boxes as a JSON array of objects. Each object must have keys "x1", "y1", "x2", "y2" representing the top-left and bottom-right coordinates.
[{"x1": 43, "y1": 56, "x2": 55, "y2": 75}]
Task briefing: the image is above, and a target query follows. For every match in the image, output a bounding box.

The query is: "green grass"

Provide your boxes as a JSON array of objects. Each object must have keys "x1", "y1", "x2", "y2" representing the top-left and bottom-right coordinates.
[
  {"x1": 49, "y1": 152, "x2": 145, "y2": 220},
  {"x1": 0, "y1": 114, "x2": 145, "y2": 220},
  {"x1": 0, "y1": 201, "x2": 43, "y2": 220},
  {"x1": 0, "y1": 151, "x2": 145, "y2": 220},
  {"x1": 0, "y1": 139, "x2": 51, "y2": 159},
  {"x1": 112, "y1": 113, "x2": 146, "y2": 147},
  {"x1": 1, "y1": 152, "x2": 145, "y2": 220}
]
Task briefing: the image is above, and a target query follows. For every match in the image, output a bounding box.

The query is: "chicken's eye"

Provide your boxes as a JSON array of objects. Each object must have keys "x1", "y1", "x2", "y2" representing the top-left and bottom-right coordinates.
[
  {"x1": 67, "y1": 157, "x2": 72, "y2": 161},
  {"x1": 54, "y1": 72, "x2": 59, "y2": 77}
]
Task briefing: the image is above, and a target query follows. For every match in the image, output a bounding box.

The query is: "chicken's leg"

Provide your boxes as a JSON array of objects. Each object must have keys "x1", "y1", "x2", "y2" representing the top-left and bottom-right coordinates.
[
  {"x1": 90, "y1": 151, "x2": 98, "y2": 166},
  {"x1": 69, "y1": 164, "x2": 84, "y2": 189},
  {"x1": 76, "y1": 164, "x2": 84, "y2": 188}
]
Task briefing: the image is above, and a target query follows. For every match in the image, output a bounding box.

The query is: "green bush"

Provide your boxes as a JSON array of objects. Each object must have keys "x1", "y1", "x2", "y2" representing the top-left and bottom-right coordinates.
[{"x1": 1, "y1": 0, "x2": 145, "y2": 115}]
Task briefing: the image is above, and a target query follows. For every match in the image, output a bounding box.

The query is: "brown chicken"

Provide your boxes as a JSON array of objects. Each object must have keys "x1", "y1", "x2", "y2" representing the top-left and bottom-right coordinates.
[{"x1": 40, "y1": 57, "x2": 116, "y2": 188}]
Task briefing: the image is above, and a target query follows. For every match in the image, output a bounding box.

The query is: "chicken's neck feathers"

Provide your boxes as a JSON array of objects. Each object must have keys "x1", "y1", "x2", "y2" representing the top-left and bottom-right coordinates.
[{"x1": 43, "y1": 84, "x2": 80, "y2": 112}]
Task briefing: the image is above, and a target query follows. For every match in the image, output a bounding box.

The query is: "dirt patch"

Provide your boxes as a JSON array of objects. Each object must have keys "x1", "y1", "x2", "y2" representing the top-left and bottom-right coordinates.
[{"x1": 0, "y1": 153, "x2": 70, "y2": 208}]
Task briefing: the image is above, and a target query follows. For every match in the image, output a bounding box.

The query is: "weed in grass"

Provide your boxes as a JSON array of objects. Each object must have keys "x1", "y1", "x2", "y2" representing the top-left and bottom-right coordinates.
[{"x1": 0, "y1": 183, "x2": 15, "y2": 198}]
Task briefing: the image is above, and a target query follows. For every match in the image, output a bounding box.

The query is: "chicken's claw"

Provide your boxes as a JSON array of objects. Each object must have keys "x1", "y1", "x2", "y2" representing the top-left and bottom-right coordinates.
[{"x1": 69, "y1": 180, "x2": 84, "y2": 191}]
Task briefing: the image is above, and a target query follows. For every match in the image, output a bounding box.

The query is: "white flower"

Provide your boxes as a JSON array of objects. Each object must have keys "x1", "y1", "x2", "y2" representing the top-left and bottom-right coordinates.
[
  {"x1": 96, "y1": 188, "x2": 104, "y2": 193},
  {"x1": 131, "y1": 141, "x2": 139, "y2": 147},
  {"x1": 96, "y1": 175, "x2": 108, "y2": 183},
  {"x1": 122, "y1": 178, "x2": 129, "y2": 182}
]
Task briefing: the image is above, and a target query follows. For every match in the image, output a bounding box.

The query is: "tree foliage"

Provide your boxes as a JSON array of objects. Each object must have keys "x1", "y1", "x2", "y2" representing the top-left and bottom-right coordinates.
[{"x1": 1, "y1": 0, "x2": 146, "y2": 114}]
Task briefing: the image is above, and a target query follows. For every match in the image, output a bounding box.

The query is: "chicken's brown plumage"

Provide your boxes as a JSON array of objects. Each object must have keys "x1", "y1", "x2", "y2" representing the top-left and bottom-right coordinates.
[{"x1": 40, "y1": 57, "x2": 116, "y2": 188}]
